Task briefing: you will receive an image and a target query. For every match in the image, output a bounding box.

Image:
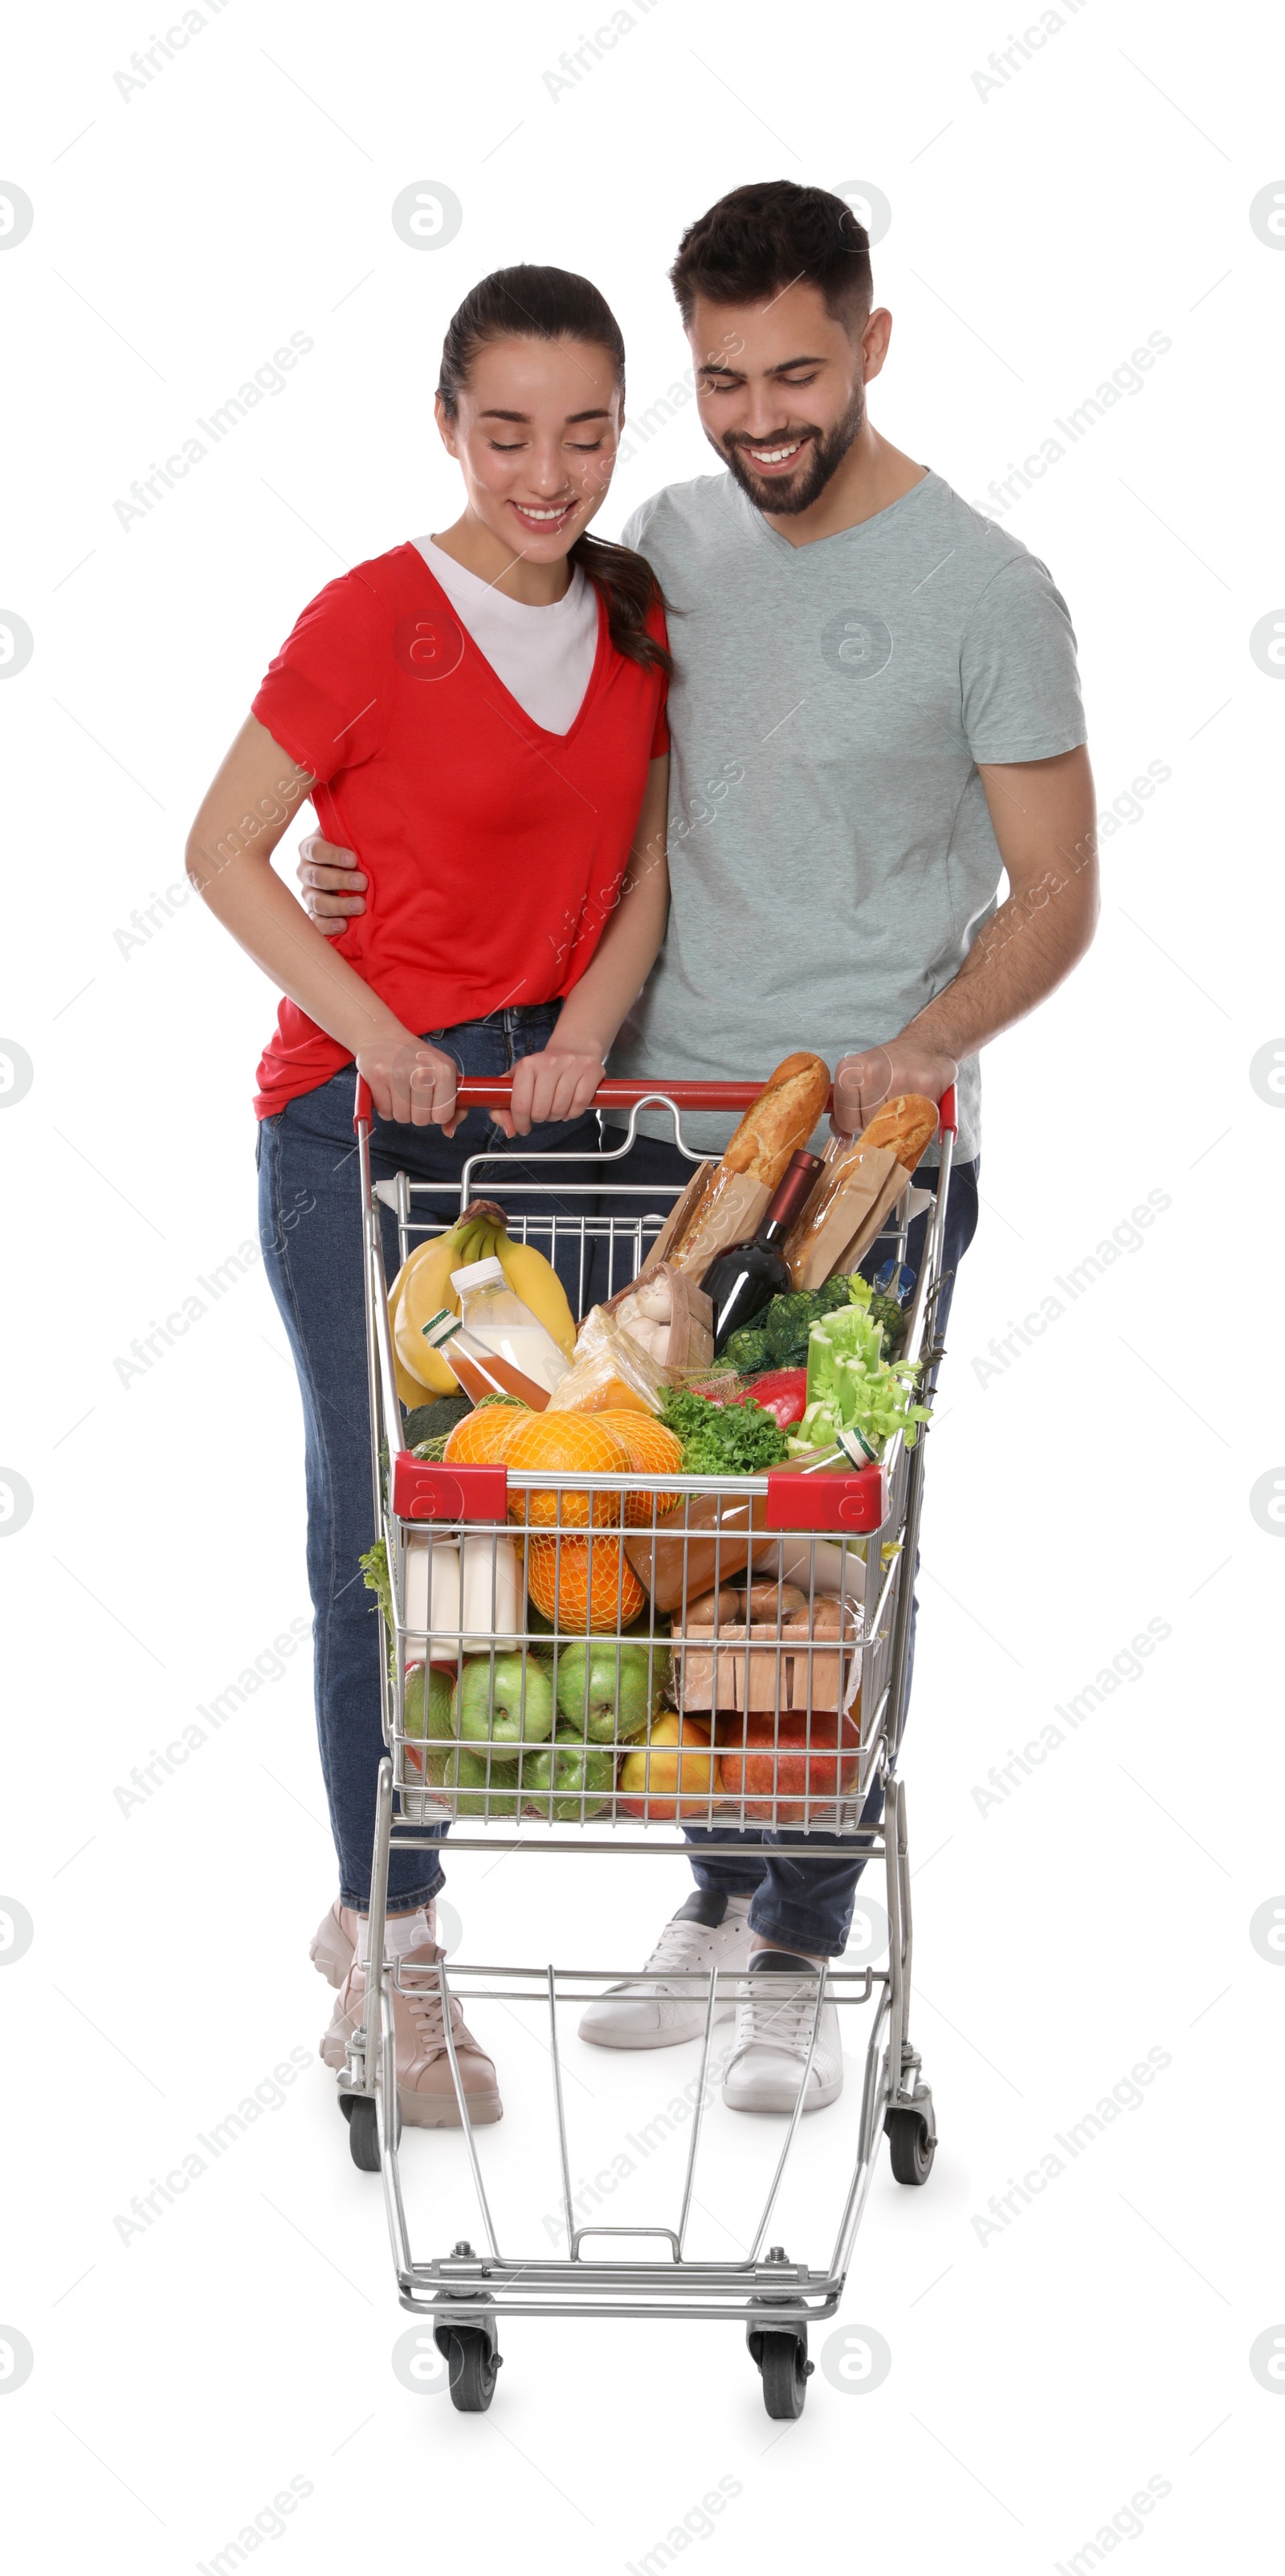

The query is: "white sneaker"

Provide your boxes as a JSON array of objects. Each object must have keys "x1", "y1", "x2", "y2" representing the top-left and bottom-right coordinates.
[
  {"x1": 722, "y1": 1951, "x2": 843, "y2": 2113},
  {"x1": 578, "y1": 1894, "x2": 754, "y2": 2049}
]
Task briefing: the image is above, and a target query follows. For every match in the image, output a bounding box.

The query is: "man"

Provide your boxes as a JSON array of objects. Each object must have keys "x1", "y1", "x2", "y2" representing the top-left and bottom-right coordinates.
[{"x1": 298, "y1": 181, "x2": 1097, "y2": 2115}]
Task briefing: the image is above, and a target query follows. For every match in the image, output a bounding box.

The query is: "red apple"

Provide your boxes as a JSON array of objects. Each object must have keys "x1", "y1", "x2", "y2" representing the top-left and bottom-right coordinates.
[{"x1": 718, "y1": 1712, "x2": 861, "y2": 1824}]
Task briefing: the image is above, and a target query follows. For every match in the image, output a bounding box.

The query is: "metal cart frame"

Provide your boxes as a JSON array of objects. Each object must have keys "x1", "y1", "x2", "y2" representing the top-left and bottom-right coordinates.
[{"x1": 340, "y1": 1077, "x2": 957, "y2": 2417}]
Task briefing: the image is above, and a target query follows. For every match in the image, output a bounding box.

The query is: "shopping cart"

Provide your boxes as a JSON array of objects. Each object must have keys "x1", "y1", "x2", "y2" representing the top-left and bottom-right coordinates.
[{"x1": 341, "y1": 1075, "x2": 956, "y2": 2418}]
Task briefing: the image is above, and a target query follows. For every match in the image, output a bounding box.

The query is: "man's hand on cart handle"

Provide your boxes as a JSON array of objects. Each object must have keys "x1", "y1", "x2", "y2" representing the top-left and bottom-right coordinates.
[
  {"x1": 356, "y1": 1037, "x2": 464, "y2": 1133},
  {"x1": 298, "y1": 832, "x2": 366, "y2": 935},
  {"x1": 831, "y1": 1041, "x2": 959, "y2": 1141}
]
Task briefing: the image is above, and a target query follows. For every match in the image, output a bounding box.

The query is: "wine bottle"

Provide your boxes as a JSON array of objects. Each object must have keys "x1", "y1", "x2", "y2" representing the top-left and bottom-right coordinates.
[{"x1": 700, "y1": 1151, "x2": 822, "y2": 1353}]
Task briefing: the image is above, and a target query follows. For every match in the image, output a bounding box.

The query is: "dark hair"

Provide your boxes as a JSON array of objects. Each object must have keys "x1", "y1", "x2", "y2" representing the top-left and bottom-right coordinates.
[
  {"x1": 437, "y1": 264, "x2": 669, "y2": 679},
  {"x1": 669, "y1": 181, "x2": 871, "y2": 332}
]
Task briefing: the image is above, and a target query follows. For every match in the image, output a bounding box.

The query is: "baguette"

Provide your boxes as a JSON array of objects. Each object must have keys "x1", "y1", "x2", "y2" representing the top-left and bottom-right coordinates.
[
  {"x1": 853, "y1": 1093, "x2": 938, "y2": 1172},
  {"x1": 722, "y1": 1052, "x2": 832, "y2": 1188}
]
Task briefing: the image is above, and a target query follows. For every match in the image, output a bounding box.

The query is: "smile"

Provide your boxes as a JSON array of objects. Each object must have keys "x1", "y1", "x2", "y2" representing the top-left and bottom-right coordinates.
[
  {"x1": 744, "y1": 439, "x2": 808, "y2": 469},
  {"x1": 509, "y1": 499, "x2": 578, "y2": 528}
]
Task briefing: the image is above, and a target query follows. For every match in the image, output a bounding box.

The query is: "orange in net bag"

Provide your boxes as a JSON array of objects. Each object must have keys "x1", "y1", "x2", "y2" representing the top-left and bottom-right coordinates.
[
  {"x1": 504, "y1": 1410, "x2": 632, "y2": 1528},
  {"x1": 442, "y1": 1399, "x2": 529, "y2": 1466},
  {"x1": 524, "y1": 1532, "x2": 645, "y2": 1632},
  {"x1": 592, "y1": 1410, "x2": 684, "y2": 1526}
]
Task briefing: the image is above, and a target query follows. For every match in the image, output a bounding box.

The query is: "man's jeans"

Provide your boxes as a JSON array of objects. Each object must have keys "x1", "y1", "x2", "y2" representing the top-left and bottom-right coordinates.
[
  {"x1": 257, "y1": 1005, "x2": 600, "y2": 1912},
  {"x1": 597, "y1": 1128, "x2": 981, "y2": 1957}
]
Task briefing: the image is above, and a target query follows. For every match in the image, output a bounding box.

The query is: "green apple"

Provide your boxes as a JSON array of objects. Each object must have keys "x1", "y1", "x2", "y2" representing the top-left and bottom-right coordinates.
[
  {"x1": 404, "y1": 1663, "x2": 453, "y2": 1742},
  {"x1": 520, "y1": 1729, "x2": 616, "y2": 1821},
  {"x1": 554, "y1": 1641, "x2": 669, "y2": 1744},
  {"x1": 441, "y1": 1745, "x2": 522, "y2": 1817},
  {"x1": 454, "y1": 1650, "x2": 553, "y2": 1758}
]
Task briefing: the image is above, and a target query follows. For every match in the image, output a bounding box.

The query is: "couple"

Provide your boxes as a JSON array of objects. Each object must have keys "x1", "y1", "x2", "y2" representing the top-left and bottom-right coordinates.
[{"x1": 190, "y1": 178, "x2": 1096, "y2": 2129}]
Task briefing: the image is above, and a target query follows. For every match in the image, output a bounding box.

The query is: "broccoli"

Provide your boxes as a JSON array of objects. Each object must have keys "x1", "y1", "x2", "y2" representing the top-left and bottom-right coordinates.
[
  {"x1": 868, "y1": 1290, "x2": 908, "y2": 1352},
  {"x1": 721, "y1": 1321, "x2": 772, "y2": 1372},
  {"x1": 722, "y1": 1278, "x2": 863, "y2": 1374},
  {"x1": 771, "y1": 1277, "x2": 852, "y2": 1364}
]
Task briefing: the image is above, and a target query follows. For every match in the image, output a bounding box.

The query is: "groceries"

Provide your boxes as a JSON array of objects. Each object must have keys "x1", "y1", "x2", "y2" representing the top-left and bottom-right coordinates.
[
  {"x1": 717, "y1": 1711, "x2": 862, "y2": 1825},
  {"x1": 608, "y1": 1263, "x2": 714, "y2": 1375},
  {"x1": 624, "y1": 1490, "x2": 774, "y2": 1616},
  {"x1": 545, "y1": 1305, "x2": 669, "y2": 1417},
  {"x1": 405, "y1": 1392, "x2": 472, "y2": 1455},
  {"x1": 677, "y1": 1584, "x2": 860, "y2": 1718},
  {"x1": 525, "y1": 1532, "x2": 647, "y2": 1632},
  {"x1": 388, "y1": 1200, "x2": 575, "y2": 1400},
  {"x1": 457, "y1": 1532, "x2": 523, "y2": 1649},
  {"x1": 644, "y1": 1054, "x2": 832, "y2": 1284},
  {"x1": 793, "y1": 1279, "x2": 931, "y2": 1458},
  {"x1": 589, "y1": 1411, "x2": 684, "y2": 1523},
  {"x1": 870, "y1": 1259, "x2": 916, "y2": 1358},
  {"x1": 659, "y1": 1386, "x2": 790, "y2": 1478},
  {"x1": 402, "y1": 1664, "x2": 454, "y2": 1773},
  {"x1": 700, "y1": 1150, "x2": 822, "y2": 1352},
  {"x1": 617, "y1": 1714, "x2": 716, "y2": 1820},
  {"x1": 368, "y1": 1094, "x2": 947, "y2": 1815},
  {"x1": 520, "y1": 1734, "x2": 617, "y2": 1821},
  {"x1": 554, "y1": 1639, "x2": 667, "y2": 1742},
  {"x1": 720, "y1": 1276, "x2": 854, "y2": 1376},
  {"x1": 368, "y1": 1528, "x2": 866, "y2": 1819},
  {"x1": 783, "y1": 1094, "x2": 939, "y2": 1290},
  {"x1": 451, "y1": 1255, "x2": 571, "y2": 1397},
  {"x1": 689, "y1": 1367, "x2": 809, "y2": 1433},
  {"x1": 404, "y1": 1525, "x2": 460, "y2": 1669},
  {"x1": 442, "y1": 1396, "x2": 527, "y2": 1465},
  {"x1": 421, "y1": 1309, "x2": 553, "y2": 1411},
  {"x1": 454, "y1": 1650, "x2": 553, "y2": 1751},
  {"x1": 505, "y1": 1411, "x2": 633, "y2": 1528}
]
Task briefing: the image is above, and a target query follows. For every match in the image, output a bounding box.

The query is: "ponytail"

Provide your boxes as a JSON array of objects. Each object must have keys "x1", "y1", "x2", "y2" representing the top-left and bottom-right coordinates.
[{"x1": 437, "y1": 264, "x2": 671, "y2": 681}]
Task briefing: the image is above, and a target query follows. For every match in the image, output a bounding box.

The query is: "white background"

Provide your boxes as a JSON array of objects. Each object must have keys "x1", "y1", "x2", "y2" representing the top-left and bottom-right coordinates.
[{"x1": 2, "y1": 0, "x2": 1283, "y2": 2566}]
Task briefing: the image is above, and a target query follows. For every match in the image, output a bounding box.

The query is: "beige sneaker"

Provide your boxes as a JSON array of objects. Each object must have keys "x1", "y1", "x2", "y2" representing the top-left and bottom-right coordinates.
[
  {"x1": 311, "y1": 1898, "x2": 361, "y2": 1992},
  {"x1": 318, "y1": 1929, "x2": 500, "y2": 2128}
]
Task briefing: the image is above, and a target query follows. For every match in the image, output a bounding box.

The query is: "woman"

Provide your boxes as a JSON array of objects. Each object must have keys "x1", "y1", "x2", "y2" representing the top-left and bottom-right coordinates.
[{"x1": 188, "y1": 267, "x2": 671, "y2": 2130}]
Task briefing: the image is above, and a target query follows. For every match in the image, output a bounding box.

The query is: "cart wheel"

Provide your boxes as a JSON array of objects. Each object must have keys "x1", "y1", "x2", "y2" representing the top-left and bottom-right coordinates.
[
  {"x1": 441, "y1": 2327, "x2": 501, "y2": 2412},
  {"x1": 340, "y1": 2093, "x2": 401, "y2": 2169},
  {"x1": 757, "y1": 2329, "x2": 811, "y2": 2420},
  {"x1": 886, "y1": 2108, "x2": 935, "y2": 2185},
  {"x1": 342, "y1": 2097, "x2": 381, "y2": 2171}
]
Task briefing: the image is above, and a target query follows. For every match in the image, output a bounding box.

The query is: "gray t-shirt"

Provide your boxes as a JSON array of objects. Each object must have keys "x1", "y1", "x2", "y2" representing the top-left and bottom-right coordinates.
[{"x1": 610, "y1": 467, "x2": 1086, "y2": 1159}]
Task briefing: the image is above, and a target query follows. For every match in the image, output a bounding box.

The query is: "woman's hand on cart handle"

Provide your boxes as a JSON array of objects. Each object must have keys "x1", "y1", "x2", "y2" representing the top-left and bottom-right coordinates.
[
  {"x1": 298, "y1": 833, "x2": 366, "y2": 936},
  {"x1": 830, "y1": 1043, "x2": 959, "y2": 1141},
  {"x1": 493, "y1": 1045, "x2": 608, "y2": 1139},
  {"x1": 355, "y1": 1036, "x2": 464, "y2": 1133}
]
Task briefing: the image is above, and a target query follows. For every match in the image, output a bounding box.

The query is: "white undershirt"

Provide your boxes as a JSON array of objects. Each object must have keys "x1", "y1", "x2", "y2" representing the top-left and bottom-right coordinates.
[{"x1": 413, "y1": 534, "x2": 600, "y2": 736}]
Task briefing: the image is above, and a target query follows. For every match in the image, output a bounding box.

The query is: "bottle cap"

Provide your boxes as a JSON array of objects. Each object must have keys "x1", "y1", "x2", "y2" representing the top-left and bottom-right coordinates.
[
  {"x1": 450, "y1": 1256, "x2": 506, "y2": 1294},
  {"x1": 421, "y1": 1308, "x2": 463, "y2": 1349},
  {"x1": 765, "y1": 1150, "x2": 824, "y2": 1232}
]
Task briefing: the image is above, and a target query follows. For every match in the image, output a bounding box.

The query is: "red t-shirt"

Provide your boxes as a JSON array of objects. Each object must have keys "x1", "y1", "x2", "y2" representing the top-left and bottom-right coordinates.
[{"x1": 251, "y1": 543, "x2": 669, "y2": 1117}]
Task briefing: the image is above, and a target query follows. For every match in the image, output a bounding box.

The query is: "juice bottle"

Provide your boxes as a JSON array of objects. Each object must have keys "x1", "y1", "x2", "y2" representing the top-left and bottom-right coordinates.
[
  {"x1": 450, "y1": 1256, "x2": 571, "y2": 1396},
  {"x1": 419, "y1": 1308, "x2": 553, "y2": 1412}
]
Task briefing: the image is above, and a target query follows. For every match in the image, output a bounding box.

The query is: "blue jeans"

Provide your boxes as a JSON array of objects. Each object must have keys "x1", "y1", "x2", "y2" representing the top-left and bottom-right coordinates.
[
  {"x1": 256, "y1": 1005, "x2": 601, "y2": 1912},
  {"x1": 596, "y1": 1131, "x2": 981, "y2": 1956}
]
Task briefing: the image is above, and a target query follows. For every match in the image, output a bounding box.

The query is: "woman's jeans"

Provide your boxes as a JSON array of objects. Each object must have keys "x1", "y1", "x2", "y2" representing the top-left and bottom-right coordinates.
[
  {"x1": 256, "y1": 1005, "x2": 601, "y2": 1913},
  {"x1": 598, "y1": 1130, "x2": 981, "y2": 1958}
]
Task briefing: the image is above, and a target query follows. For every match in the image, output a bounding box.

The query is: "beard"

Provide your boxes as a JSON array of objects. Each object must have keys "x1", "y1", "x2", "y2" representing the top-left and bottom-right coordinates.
[{"x1": 718, "y1": 382, "x2": 865, "y2": 516}]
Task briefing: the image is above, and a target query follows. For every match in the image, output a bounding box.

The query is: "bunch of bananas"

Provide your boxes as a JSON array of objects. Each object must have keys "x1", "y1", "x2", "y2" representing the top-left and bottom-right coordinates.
[{"x1": 388, "y1": 1197, "x2": 577, "y2": 1402}]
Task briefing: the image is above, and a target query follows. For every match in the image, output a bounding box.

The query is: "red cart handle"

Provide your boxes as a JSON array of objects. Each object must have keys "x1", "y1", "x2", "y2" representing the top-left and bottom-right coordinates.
[{"x1": 355, "y1": 1074, "x2": 957, "y2": 1135}]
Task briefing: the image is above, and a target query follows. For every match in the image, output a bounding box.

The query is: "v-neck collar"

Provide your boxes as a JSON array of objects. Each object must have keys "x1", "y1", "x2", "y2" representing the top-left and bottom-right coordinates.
[
  {"x1": 732, "y1": 465, "x2": 940, "y2": 561},
  {"x1": 404, "y1": 544, "x2": 611, "y2": 748}
]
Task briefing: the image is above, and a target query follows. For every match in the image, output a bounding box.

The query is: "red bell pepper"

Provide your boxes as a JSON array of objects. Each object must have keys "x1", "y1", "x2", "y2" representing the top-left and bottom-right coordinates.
[{"x1": 720, "y1": 1367, "x2": 809, "y2": 1429}]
